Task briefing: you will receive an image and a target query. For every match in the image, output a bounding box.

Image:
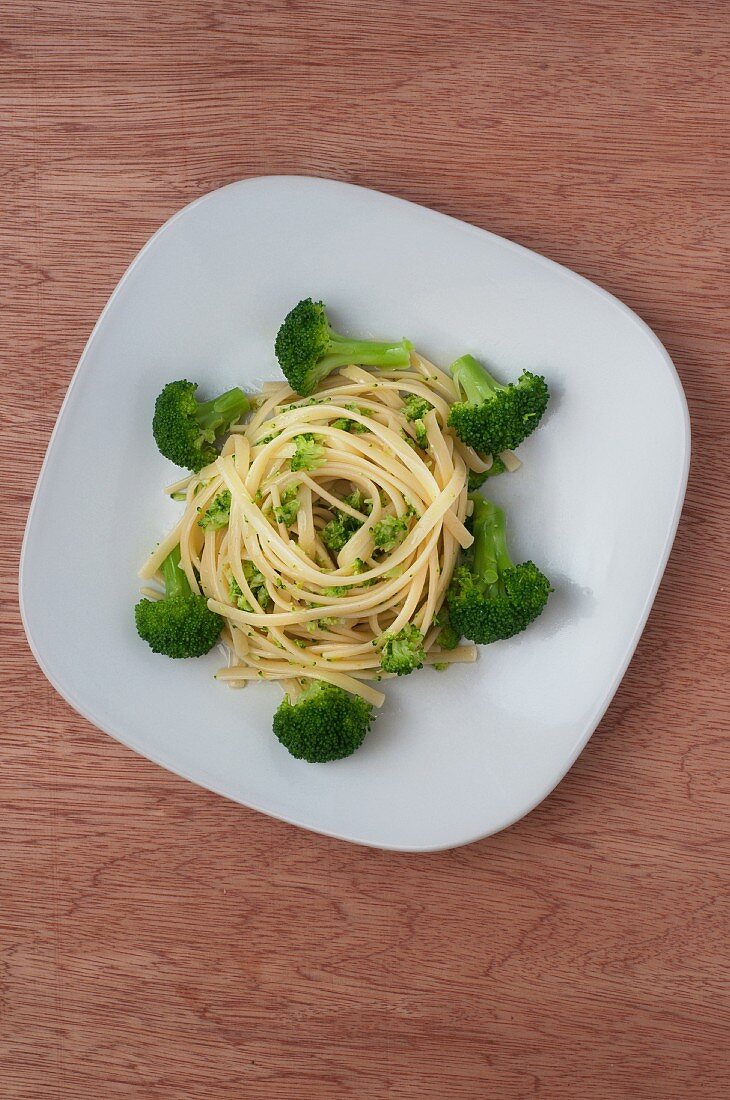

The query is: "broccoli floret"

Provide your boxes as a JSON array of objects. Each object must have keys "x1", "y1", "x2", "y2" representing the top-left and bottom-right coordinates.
[
  {"x1": 379, "y1": 624, "x2": 426, "y2": 676},
  {"x1": 373, "y1": 515, "x2": 408, "y2": 552},
  {"x1": 273, "y1": 681, "x2": 373, "y2": 762},
  {"x1": 273, "y1": 484, "x2": 300, "y2": 527},
  {"x1": 467, "y1": 457, "x2": 507, "y2": 492},
  {"x1": 152, "y1": 380, "x2": 250, "y2": 472},
  {"x1": 275, "y1": 298, "x2": 413, "y2": 397},
  {"x1": 134, "y1": 545, "x2": 222, "y2": 658},
  {"x1": 447, "y1": 495, "x2": 551, "y2": 644},
  {"x1": 198, "y1": 489, "x2": 232, "y2": 531},
  {"x1": 290, "y1": 433, "x2": 326, "y2": 472},
  {"x1": 402, "y1": 393, "x2": 433, "y2": 421},
  {"x1": 448, "y1": 354, "x2": 549, "y2": 455},
  {"x1": 434, "y1": 605, "x2": 460, "y2": 650}
]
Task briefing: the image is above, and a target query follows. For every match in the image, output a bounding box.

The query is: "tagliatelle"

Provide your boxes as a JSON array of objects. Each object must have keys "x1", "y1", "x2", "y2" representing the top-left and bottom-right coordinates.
[{"x1": 139, "y1": 354, "x2": 494, "y2": 706}]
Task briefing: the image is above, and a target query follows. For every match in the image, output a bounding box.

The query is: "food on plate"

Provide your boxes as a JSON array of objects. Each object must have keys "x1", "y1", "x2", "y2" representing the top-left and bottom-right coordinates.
[
  {"x1": 136, "y1": 299, "x2": 551, "y2": 762},
  {"x1": 275, "y1": 297, "x2": 412, "y2": 397},
  {"x1": 446, "y1": 496, "x2": 551, "y2": 645},
  {"x1": 153, "y1": 379, "x2": 250, "y2": 472},
  {"x1": 447, "y1": 353, "x2": 549, "y2": 455},
  {"x1": 134, "y1": 545, "x2": 223, "y2": 658}
]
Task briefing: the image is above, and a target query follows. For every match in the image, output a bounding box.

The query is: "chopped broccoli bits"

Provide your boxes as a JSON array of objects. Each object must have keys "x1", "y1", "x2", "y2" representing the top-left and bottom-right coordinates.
[
  {"x1": 379, "y1": 624, "x2": 426, "y2": 676},
  {"x1": 373, "y1": 515, "x2": 408, "y2": 552},
  {"x1": 198, "y1": 490, "x2": 231, "y2": 530},
  {"x1": 290, "y1": 433, "x2": 325, "y2": 471}
]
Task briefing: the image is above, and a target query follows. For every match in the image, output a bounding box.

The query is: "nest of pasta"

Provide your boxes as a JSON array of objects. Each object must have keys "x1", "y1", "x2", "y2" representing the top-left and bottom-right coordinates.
[{"x1": 139, "y1": 356, "x2": 493, "y2": 708}]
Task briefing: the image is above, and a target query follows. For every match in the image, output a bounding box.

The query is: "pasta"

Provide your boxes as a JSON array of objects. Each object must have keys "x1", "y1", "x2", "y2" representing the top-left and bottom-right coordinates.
[{"x1": 139, "y1": 354, "x2": 493, "y2": 707}]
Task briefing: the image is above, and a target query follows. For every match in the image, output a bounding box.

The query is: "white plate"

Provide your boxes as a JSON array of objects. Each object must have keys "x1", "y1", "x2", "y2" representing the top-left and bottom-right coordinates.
[{"x1": 20, "y1": 176, "x2": 689, "y2": 851}]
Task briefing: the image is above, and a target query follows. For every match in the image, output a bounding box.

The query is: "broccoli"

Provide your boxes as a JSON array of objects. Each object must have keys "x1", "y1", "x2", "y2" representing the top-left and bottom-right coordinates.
[
  {"x1": 134, "y1": 545, "x2": 222, "y2": 658},
  {"x1": 229, "y1": 562, "x2": 272, "y2": 612},
  {"x1": 379, "y1": 624, "x2": 426, "y2": 675},
  {"x1": 448, "y1": 354, "x2": 549, "y2": 455},
  {"x1": 467, "y1": 457, "x2": 507, "y2": 492},
  {"x1": 402, "y1": 393, "x2": 433, "y2": 421},
  {"x1": 198, "y1": 489, "x2": 232, "y2": 531},
  {"x1": 434, "y1": 605, "x2": 460, "y2": 650},
  {"x1": 275, "y1": 298, "x2": 413, "y2": 397},
  {"x1": 152, "y1": 380, "x2": 250, "y2": 472},
  {"x1": 321, "y1": 488, "x2": 372, "y2": 552},
  {"x1": 290, "y1": 433, "x2": 326, "y2": 472},
  {"x1": 322, "y1": 507, "x2": 363, "y2": 553},
  {"x1": 412, "y1": 419, "x2": 428, "y2": 449},
  {"x1": 373, "y1": 515, "x2": 408, "y2": 552},
  {"x1": 342, "y1": 489, "x2": 372, "y2": 515},
  {"x1": 273, "y1": 484, "x2": 300, "y2": 527},
  {"x1": 447, "y1": 495, "x2": 551, "y2": 644},
  {"x1": 402, "y1": 394, "x2": 431, "y2": 447},
  {"x1": 272, "y1": 681, "x2": 373, "y2": 762}
]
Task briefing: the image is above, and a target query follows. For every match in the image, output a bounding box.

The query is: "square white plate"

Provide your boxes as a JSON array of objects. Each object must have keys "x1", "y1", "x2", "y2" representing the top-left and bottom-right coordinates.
[{"x1": 20, "y1": 176, "x2": 689, "y2": 851}]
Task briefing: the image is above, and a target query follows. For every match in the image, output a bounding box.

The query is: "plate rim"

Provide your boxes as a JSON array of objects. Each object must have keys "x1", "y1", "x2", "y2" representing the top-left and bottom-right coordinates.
[{"x1": 19, "y1": 174, "x2": 691, "y2": 851}]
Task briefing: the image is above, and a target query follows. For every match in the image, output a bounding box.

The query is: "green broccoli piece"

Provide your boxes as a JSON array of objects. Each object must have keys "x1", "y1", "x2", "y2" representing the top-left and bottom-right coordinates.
[
  {"x1": 152, "y1": 380, "x2": 250, "y2": 472},
  {"x1": 434, "y1": 605, "x2": 460, "y2": 650},
  {"x1": 448, "y1": 354, "x2": 549, "y2": 455},
  {"x1": 322, "y1": 510, "x2": 363, "y2": 552},
  {"x1": 273, "y1": 500, "x2": 299, "y2": 527},
  {"x1": 373, "y1": 515, "x2": 408, "y2": 552},
  {"x1": 275, "y1": 298, "x2": 413, "y2": 397},
  {"x1": 134, "y1": 545, "x2": 222, "y2": 658},
  {"x1": 273, "y1": 484, "x2": 300, "y2": 527},
  {"x1": 229, "y1": 563, "x2": 272, "y2": 612},
  {"x1": 198, "y1": 489, "x2": 231, "y2": 531},
  {"x1": 321, "y1": 488, "x2": 372, "y2": 552},
  {"x1": 447, "y1": 495, "x2": 551, "y2": 644},
  {"x1": 273, "y1": 681, "x2": 373, "y2": 762},
  {"x1": 290, "y1": 433, "x2": 326, "y2": 472},
  {"x1": 412, "y1": 419, "x2": 428, "y2": 449},
  {"x1": 467, "y1": 457, "x2": 507, "y2": 492},
  {"x1": 229, "y1": 576, "x2": 250, "y2": 611},
  {"x1": 379, "y1": 624, "x2": 426, "y2": 676},
  {"x1": 342, "y1": 489, "x2": 372, "y2": 515},
  {"x1": 402, "y1": 393, "x2": 433, "y2": 421}
]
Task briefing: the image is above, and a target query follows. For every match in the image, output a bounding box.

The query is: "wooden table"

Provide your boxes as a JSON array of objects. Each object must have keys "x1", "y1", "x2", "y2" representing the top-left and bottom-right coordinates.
[{"x1": 2, "y1": 3, "x2": 728, "y2": 1096}]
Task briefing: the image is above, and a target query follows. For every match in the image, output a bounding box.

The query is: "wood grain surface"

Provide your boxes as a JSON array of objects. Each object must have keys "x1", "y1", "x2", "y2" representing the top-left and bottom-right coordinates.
[{"x1": 2, "y1": 2, "x2": 729, "y2": 1096}]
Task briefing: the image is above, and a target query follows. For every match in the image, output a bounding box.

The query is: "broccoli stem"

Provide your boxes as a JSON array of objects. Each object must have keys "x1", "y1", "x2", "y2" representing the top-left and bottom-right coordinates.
[
  {"x1": 197, "y1": 388, "x2": 250, "y2": 432},
  {"x1": 451, "y1": 355, "x2": 502, "y2": 402},
  {"x1": 470, "y1": 496, "x2": 509, "y2": 590},
  {"x1": 161, "y1": 545, "x2": 192, "y2": 599},
  {"x1": 323, "y1": 332, "x2": 413, "y2": 373}
]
